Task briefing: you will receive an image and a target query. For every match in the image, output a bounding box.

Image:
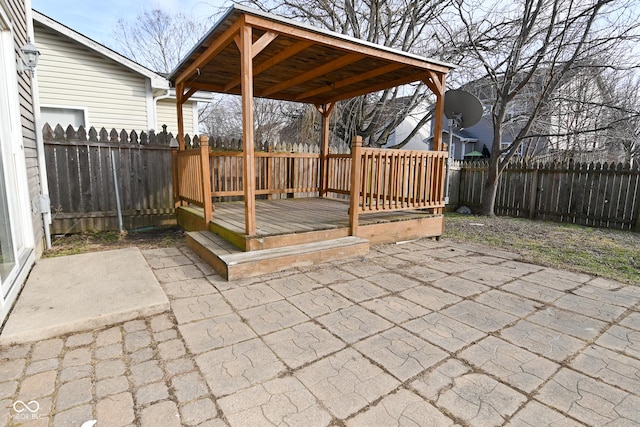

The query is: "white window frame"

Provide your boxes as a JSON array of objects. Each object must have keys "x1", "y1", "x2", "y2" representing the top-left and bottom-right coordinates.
[{"x1": 40, "y1": 104, "x2": 90, "y2": 129}]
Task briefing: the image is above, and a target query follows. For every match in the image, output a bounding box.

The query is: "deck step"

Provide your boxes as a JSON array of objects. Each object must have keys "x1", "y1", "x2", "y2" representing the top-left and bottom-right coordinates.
[{"x1": 186, "y1": 231, "x2": 369, "y2": 280}]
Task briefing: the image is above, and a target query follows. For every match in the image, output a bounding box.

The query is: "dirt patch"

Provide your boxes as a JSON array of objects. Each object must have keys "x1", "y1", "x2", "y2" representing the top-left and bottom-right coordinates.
[{"x1": 44, "y1": 226, "x2": 185, "y2": 258}]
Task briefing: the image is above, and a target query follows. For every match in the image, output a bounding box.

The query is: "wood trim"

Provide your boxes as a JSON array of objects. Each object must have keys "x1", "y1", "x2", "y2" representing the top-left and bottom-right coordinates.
[
  {"x1": 259, "y1": 52, "x2": 365, "y2": 98},
  {"x1": 175, "y1": 19, "x2": 242, "y2": 85},
  {"x1": 297, "y1": 63, "x2": 405, "y2": 101},
  {"x1": 240, "y1": 19, "x2": 257, "y2": 236},
  {"x1": 224, "y1": 40, "x2": 314, "y2": 92}
]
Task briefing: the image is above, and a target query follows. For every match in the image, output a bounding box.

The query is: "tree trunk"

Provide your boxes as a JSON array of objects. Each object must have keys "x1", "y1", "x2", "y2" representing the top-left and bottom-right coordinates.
[{"x1": 481, "y1": 156, "x2": 500, "y2": 216}]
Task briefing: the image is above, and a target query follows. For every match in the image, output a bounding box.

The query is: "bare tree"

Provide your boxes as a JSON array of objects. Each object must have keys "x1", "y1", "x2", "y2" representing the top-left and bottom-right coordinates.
[
  {"x1": 111, "y1": 9, "x2": 208, "y2": 74},
  {"x1": 239, "y1": 0, "x2": 456, "y2": 147},
  {"x1": 608, "y1": 72, "x2": 640, "y2": 165},
  {"x1": 439, "y1": 0, "x2": 640, "y2": 215}
]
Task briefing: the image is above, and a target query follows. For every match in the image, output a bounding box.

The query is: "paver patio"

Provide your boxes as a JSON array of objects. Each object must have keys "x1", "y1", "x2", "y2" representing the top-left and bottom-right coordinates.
[{"x1": 1, "y1": 238, "x2": 639, "y2": 426}]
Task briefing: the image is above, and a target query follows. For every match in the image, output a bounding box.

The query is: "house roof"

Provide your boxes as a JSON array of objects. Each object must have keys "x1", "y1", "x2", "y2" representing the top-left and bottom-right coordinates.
[
  {"x1": 33, "y1": 10, "x2": 169, "y2": 90},
  {"x1": 168, "y1": 4, "x2": 456, "y2": 105}
]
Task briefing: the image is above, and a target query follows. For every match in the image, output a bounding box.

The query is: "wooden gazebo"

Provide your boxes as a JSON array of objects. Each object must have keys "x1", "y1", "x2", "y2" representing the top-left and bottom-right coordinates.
[{"x1": 168, "y1": 5, "x2": 455, "y2": 279}]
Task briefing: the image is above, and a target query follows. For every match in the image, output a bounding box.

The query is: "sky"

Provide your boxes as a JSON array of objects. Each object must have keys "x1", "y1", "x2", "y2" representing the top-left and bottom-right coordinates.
[{"x1": 31, "y1": 0, "x2": 231, "y2": 46}]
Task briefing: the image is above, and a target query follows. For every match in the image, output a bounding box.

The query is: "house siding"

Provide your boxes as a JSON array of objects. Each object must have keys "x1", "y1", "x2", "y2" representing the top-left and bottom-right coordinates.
[
  {"x1": 34, "y1": 22, "x2": 150, "y2": 130},
  {"x1": 156, "y1": 98, "x2": 197, "y2": 136}
]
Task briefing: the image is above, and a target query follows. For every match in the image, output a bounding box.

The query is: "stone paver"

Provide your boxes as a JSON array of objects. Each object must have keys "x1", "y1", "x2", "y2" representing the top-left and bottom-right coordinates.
[
  {"x1": 218, "y1": 376, "x2": 332, "y2": 427},
  {"x1": 459, "y1": 336, "x2": 558, "y2": 393},
  {"x1": 347, "y1": 388, "x2": 454, "y2": 427},
  {"x1": 437, "y1": 373, "x2": 526, "y2": 426},
  {"x1": 354, "y1": 327, "x2": 447, "y2": 381},
  {"x1": 536, "y1": 368, "x2": 640, "y2": 426},
  {"x1": 317, "y1": 305, "x2": 392, "y2": 343},
  {"x1": 262, "y1": 321, "x2": 345, "y2": 369},
  {"x1": 295, "y1": 348, "x2": 399, "y2": 419},
  {"x1": 239, "y1": 300, "x2": 309, "y2": 335},
  {"x1": 195, "y1": 338, "x2": 285, "y2": 397},
  {"x1": 0, "y1": 239, "x2": 637, "y2": 427}
]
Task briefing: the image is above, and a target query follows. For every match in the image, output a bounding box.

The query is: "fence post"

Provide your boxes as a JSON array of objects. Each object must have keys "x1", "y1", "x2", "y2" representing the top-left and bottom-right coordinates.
[
  {"x1": 172, "y1": 147, "x2": 180, "y2": 208},
  {"x1": 635, "y1": 199, "x2": 640, "y2": 232},
  {"x1": 528, "y1": 164, "x2": 539, "y2": 219},
  {"x1": 349, "y1": 136, "x2": 363, "y2": 236},
  {"x1": 200, "y1": 136, "x2": 213, "y2": 223}
]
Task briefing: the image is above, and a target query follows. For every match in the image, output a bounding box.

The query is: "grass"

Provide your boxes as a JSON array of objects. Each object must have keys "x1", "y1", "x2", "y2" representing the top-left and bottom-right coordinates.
[{"x1": 443, "y1": 213, "x2": 640, "y2": 285}]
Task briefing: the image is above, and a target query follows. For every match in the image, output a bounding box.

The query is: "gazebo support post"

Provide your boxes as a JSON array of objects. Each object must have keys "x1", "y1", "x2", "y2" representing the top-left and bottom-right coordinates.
[
  {"x1": 423, "y1": 71, "x2": 447, "y2": 213},
  {"x1": 240, "y1": 19, "x2": 257, "y2": 236},
  {"x1": 317, "y1": 103, "x2": 334, "y2": 198},
  {"x1": 349, "y1": 135, "x2": 363, "y2": 236}
]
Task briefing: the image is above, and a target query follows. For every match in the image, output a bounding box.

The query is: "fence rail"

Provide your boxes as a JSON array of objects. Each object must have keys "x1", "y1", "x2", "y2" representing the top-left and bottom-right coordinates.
[{"x1": 457, "y1": 160, "x2": 640, "y2": 231}]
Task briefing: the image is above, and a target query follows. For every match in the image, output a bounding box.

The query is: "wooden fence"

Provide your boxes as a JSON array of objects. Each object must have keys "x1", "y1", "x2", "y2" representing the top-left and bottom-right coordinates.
[
  {"x1": 44, "y1": 124, "x2": 177, "y2": 233},
  {"x1": 456, "y1": 160, "x2": 640, "y2": 231}
]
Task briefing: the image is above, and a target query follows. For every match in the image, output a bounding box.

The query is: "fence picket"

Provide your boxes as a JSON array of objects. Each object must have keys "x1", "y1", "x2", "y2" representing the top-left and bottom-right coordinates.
[{"x1": 457, "y1": 159, "x2": 640, "y2": 230}]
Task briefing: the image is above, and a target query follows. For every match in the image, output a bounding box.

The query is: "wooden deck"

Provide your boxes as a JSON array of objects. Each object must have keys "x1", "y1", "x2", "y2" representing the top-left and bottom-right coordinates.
[{"x1": 178, "y1": 197, "x2": 444, "y2": 251}]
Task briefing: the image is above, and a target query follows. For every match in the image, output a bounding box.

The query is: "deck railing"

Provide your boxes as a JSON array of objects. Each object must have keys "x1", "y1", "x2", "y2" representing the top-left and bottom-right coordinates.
[
  {"x1": 174, "y1": 143, "x2": 213, "y2": 222},
  {"x1": 349, "y1": 136, "x2": 447, "y2": 233},
  {"x1": 209, "y1": 151, "x2": 322, "y2": 197},
  {"x1": 174, "y1": 135, "x2": 446, "y2": 234}
]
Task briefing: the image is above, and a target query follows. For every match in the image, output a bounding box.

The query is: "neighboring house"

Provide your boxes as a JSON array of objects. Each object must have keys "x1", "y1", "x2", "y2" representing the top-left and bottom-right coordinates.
[
  {"x1": 0, "y1": 0, "x2": 47, "y2": 323},
  {"x1": 426, "y1": 128, "x2": 481, "y2": 160},
  {"x1": 447, "y1": 68, "x2": 624, "y2": 162},
  {"x1": 384, "y1": 101, "x2": 432, "y2": 150},
  {"x1": 33, "y1": 10, "x2": 208, "y2": 135}
]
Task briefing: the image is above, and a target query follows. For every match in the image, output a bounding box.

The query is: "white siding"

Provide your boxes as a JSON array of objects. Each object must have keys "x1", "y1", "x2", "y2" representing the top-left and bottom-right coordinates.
[
  {"x1": 156, "y1": 98, "x2": 197, "y2": 136},
  {"x1": 34, "y1": 22, "x2": 150, "y2": 130}
]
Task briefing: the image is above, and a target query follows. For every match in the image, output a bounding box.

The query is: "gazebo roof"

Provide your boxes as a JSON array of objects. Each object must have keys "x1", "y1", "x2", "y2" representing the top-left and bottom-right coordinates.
[{"x1": 168, "y1": 5, "x2": 456, "y2": 105}]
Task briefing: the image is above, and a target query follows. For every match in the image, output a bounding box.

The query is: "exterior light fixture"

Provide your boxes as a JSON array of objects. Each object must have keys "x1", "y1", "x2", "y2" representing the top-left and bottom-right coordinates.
[{"x1": 18, "y1": 38, "x2": 40, "y2": 75}]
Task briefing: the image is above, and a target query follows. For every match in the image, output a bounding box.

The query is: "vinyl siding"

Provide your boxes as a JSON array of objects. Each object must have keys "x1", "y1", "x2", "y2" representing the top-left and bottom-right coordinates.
[
  {"x1": 34, "y1": 22, "x2": 150, "y2": 130},
  {"x1": 156, "y1": 98, "x2": 197, "y2": 136}
]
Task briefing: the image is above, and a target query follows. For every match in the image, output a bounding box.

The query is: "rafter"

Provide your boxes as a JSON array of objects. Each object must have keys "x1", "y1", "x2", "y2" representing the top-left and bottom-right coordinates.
[
  {"x1": 259, "y1": 52, "x2": 365, "y2": 98},
  {"x1": 297, "y1": 63, "x2": 406, "y2": 101},
  {"x1": 327, "y1": 71, "x2": 426, "y2": 103},
  {"x1": 175, "y1": 19, "x2": 242, "y2": 85},
  {"x1": 252, "y1": 31, "x2": 278, "y2": 58},
  {"x1": 223, "y1": 40, "x2": 314, "y2": 92}
]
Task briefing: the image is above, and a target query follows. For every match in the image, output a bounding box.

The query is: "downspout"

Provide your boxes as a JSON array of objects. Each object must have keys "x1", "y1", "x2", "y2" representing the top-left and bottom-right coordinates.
[
  {"x1": 26, "y1": 5, "x2": 51, "y2": 250},
  {"x1": 152, "y1": 89, "x2": 171, "y2": 131}
]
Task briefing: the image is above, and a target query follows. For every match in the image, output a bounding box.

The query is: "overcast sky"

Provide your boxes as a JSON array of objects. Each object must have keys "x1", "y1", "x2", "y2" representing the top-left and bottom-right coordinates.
[{"x1": 31, "y1": 0, "x2": 231, "y2": 46}]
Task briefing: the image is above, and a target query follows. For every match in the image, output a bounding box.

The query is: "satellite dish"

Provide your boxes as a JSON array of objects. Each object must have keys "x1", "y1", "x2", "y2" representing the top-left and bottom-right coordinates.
[{"x1": 444, "y1": 89, "x2": 483, "y2": 129}]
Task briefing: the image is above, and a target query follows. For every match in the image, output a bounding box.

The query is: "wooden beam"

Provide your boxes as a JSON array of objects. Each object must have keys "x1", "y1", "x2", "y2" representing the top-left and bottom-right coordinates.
[
  {"x1": 427, "y1": 72, "x2": 447, "y2": 151},
  {"x1": 176, "y1": 82, "x2": 185, "y2": 150},
  {"x1": 252, "y1": 31, "x2": 278, "y2": 58},
  {"x1": 244, "y1": 14, "x2": 452, "y2": 74},
  {"x1": 317, "y1": 103, "x2": 333, "y2": 197},
  {"x1": 327, "y1": 71, "x2": 426, "y2": 103},
  {"x1": 224, "y1": 40, "x2": 314, "y2": 92},
  {"x1": 259, "y1": 52, "x2": 365, "y2": 98},
  {"x1": 183, "y1": 87, "x2": 198, "y2": 103},
  {"x1": 175, "y1": 19, "x2": 242, "y2": 85},
  {"x1": 185, "y1": 82, "x2": 227, "y2": 93},
  {"x1": 297, "y1": 63, "x2": 406, "y2": 102},
  {"x1": 240, "y1": 19, "x2": 257, "y2": 237}
]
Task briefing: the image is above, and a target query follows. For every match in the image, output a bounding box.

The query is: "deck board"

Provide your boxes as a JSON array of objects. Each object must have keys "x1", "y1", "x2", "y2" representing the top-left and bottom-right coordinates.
[{"x1": 212, "y1": 197, "x2": 421, "y2": 236}]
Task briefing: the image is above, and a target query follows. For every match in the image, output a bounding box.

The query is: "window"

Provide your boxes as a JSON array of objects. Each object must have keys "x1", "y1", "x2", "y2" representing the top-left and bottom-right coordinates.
[{"x1": 41, "y1": 106, "x2": 87, "y2": 128}]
